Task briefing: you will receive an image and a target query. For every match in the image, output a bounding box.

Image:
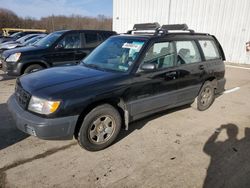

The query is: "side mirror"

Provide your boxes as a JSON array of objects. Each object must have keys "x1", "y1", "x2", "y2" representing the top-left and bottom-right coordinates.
[
  {"x1": 55, "y1": 44, "x2": 64, "y2": 49},
  {"x1": 140, "y1": 63, "x2": 156, "y2": 71}
]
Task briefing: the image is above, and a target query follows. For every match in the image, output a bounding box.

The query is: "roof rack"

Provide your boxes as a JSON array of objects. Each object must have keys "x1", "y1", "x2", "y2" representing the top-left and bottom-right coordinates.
[
  {"x1": 161, "y1": 24, "x2": 195, "y2": 33},
  {"x1": 127, "y1": 23, "x2": 195, "y2": 35},
  {"x1": 133, "y1": 22, "x2": 161, "y2": 30},
  {"x1": 127, "y1": 22, "x2": 160, "y2": 35}
]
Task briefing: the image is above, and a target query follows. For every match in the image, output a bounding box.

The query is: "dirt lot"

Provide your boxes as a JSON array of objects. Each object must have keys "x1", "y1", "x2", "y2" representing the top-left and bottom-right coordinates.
[{"x1": 0, "y1": 65, "x2": 250, "y2": 188}]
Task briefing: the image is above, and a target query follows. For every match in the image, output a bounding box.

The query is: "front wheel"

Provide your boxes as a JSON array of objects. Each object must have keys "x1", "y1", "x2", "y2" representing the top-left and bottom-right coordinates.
[
  {"x1": 77, "y1": 104, "x2": 121, "y2": 151},
  {"x1": 24, "y1": 64, "x2": 44, "y2": 74},
  {"x1": 197, "y1": 81, "x2": 215, "y2": 111}
]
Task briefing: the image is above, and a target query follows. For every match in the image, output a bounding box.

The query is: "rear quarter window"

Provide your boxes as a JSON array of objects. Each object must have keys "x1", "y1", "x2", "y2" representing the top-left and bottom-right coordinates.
[{"x1": 199, "y1": 40, "x2": 221, "y2": 60}]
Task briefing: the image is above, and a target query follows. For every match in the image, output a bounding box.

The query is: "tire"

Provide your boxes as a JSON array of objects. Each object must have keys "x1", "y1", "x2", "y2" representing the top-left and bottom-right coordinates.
[
  {"x1": 197, "y1": 81, "x2": 215, "y2": 111},
  {"x1": 77, "y1": 104, "x2": 121, "y2": 151},
  {"x1": 24, "y1": 64, "x2": 44, "y2": 74}
]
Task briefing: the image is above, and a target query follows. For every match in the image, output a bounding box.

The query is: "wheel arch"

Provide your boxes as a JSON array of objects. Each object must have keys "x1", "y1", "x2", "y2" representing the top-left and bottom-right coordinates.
[
  {"x1": 20, "y1": 60, "x2": 50, "y2": 74},
  {"x1": 205, "y1": 76, "x2": 218, "y2": 89},
  {"x1": 74, "y1": 97, "x2": 128, "y2": 139}
]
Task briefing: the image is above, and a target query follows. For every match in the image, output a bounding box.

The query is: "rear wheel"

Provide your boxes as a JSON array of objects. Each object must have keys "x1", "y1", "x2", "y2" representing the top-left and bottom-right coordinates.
[
  {"x1": 77, "y1": 104, "x2": 121, "y2": 151},
  {"x1": 197, "y1": 81, "x2": 215, "y2": 111},
  {"x1": 24, "y1": 64, "x2": 44, "y2": 74}
]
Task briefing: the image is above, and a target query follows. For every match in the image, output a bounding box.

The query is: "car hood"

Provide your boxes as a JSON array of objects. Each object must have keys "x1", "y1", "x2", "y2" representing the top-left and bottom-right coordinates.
[
  {"x1": 2, "y1": 45, "x2": 45, "y2": 59},
  {"x1": 19, "y1": 65, "x2": 123, "y2": 98}
]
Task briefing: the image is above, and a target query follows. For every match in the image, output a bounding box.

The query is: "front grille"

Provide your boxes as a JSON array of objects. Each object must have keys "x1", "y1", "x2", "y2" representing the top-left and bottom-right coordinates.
[{"x1": 15, "y1": 82, "x2": 31, "y2": 109}]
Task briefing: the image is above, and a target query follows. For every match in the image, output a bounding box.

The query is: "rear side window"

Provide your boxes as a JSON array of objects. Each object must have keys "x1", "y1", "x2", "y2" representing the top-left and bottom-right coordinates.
[
  {"x1": 176, "y1": 41, "x2": 201, "y2": 64},
  {"x1": 85, "y1": 33, "x2": 102, "y2": 48},
  {"x1": 141, "y1": 41, "x2": 175, "y2": 69},
  {"x1": 199, "y1": 40, "x2": 220, "y2": 60},
  {"x1": 102, "y1": 32, "x2": 114, "y2": 39}
]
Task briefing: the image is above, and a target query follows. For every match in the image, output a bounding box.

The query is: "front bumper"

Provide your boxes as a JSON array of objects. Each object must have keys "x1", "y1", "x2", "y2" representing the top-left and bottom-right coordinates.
[
  {"x1": 1, "y1": 60, "x2": 20, "y2": 76},
  {"x1": 7, "y1": 95, "x2": 79, "y2": 140}
]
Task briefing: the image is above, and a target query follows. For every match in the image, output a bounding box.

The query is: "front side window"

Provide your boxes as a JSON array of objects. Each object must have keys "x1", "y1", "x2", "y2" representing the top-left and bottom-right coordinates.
[
  {"x1": 176, "y1": 41, "x2": 201, "y2": 64},
  {"x1": 140, "y1": 41, "x2": 175, "y2": 70},
  {"x1": 57, "y1": 33, "x2": 81, "y2": 49},
  {"x1": 199, "y1": 40, "x2": 220, "y2": 60},
  {"x1": 82, "y1": 37, "x2": 145, "y2": 72}
]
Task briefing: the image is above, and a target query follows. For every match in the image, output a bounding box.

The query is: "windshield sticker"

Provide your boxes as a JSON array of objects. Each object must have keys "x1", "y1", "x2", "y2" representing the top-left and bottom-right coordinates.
[{"x1": 122, "y1": 42, "x2": 144, "y2": 51}]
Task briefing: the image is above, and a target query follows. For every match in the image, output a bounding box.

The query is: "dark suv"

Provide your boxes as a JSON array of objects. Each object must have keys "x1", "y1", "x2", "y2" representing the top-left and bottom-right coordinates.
[
  {"x1": 0, "y1": 30, "x2": 116, "y2": 75},
  {"x1": 7, "y1": 23, "x2": 226, "y2": 151}
]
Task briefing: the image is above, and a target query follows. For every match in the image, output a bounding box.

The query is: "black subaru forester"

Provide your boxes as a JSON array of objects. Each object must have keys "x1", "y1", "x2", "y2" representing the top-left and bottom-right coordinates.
[{"x1": 7, "y1": 23, "x2": 226, "y2": 151}]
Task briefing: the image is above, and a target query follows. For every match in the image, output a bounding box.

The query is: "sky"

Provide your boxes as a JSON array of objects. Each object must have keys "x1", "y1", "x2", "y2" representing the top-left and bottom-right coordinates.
[{"x1": 0, "y1": 0, "x2": 113, "y2": 19}]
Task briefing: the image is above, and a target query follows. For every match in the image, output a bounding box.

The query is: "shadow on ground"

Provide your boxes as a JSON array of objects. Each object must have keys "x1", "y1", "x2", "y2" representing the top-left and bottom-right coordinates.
[
  {"x1": 203, "y1": 123, "x2": 250, "y2": 188},
  {"x1": 115, "y1": 104, "x2": 191, "y2": 144},
  {"x1": 0, "y1": 103, "x2": 29, "y2": 150}
]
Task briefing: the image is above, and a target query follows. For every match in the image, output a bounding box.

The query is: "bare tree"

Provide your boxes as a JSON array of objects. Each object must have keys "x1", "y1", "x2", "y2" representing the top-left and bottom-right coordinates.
[{"x1": 0, "y1": 8, "x2": 112, "y2": 33}]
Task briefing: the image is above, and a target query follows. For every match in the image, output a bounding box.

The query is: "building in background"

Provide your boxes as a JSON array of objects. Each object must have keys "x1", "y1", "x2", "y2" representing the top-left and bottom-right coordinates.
[{"x1": 113, "y1": 0, "x2": 250, "y2": 64}]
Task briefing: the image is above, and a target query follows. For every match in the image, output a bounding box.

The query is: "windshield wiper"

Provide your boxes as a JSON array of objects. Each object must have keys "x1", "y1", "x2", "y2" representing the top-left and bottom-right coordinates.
[
  {"x1": 82, "y1": 63, "x2": 111, "y2": 72},
  {"x1": 83, "y1": 63, "x2": 99, "y2": 69}
]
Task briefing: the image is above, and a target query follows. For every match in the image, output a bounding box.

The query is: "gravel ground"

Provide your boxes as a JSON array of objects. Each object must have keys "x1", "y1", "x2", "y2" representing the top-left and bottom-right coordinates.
[{"x1": 0, "y1": 65, "x2": 250, "y2": 188}]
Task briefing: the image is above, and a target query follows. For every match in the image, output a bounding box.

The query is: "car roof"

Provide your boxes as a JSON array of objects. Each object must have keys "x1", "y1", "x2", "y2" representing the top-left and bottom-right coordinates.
[{"x1": 112, "y1": 32, "x2": 213, "y2": 41}]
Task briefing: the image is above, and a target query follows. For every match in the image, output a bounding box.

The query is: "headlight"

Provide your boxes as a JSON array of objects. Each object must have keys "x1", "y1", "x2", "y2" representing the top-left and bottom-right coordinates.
[
  {"x1": 28, "y1": 96, "x2": 60, "y2": 115},
  {"x1": 6, "y1": 52, "x2": 21, "y2": 62}
]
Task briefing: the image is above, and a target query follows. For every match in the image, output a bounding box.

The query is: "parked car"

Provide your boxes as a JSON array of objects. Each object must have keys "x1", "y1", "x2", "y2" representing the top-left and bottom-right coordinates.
[
  {"x1": 0, "y1": 34, "x2": 46, "y2": 51},
  {"x1": 0, "y1": 35, "x2": 47, "y2": 69},
  {"x1": 7, "y1": 23, "x2": 226, "y2": 151},
  {"x1": 14, "y1": 34, "x2": 47, "y2": 47},
  {"x1": 0, "y1": 30, "x2": 116, "y2": 75},
  {"x1": 0, "y1": 31, "x2": 46, "y2": 44},
  {"x1": 1, "y1": 28, "x2": 46, "y2": 37}
]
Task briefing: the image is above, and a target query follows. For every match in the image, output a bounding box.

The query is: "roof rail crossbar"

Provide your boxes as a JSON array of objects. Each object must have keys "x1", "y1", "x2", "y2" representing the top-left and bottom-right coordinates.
[
  {"x1": 133, "y1": 22, "x2": 161, "y2": 30},
  {"x1": 161, "y1": 24, "x2": 195, "y2": 33},
  {"x1": 126, "y1": 22, "x2": 161, "y2": 34}
]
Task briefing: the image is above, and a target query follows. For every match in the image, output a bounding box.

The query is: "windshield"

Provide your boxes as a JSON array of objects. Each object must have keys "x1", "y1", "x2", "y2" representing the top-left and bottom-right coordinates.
[
  {"x1": 82, "y1": 37, "x2": 146, "y2": 72},
  {"x1": 24, "y1": 36, "x2": 44, "y2": 46},
  {"x1": 10, "y1": 32, "x2": 21, "y2": 37},
  {"x1": 35, "y1": 32, "x2": 62, "y2": 47},
  {"x1": 16, "y1": 34, "x2": 34, "y2": 43}
]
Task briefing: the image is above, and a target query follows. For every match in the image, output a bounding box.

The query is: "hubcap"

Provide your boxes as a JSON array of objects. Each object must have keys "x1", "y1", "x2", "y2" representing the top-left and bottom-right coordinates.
[
  {"x1": 30, "y1": 69, "x2": 40, "y2": 73},
  {"x1": 88, "y1": 115, "x2": 116, "y2": 144},
  {"x1": 200, "y1": 87, "x2": 212, "y2": 106}
]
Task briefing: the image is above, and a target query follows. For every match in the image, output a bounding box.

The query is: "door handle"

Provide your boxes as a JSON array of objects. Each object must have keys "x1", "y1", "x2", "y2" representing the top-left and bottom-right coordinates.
[
  {"x1": 165, "y1": 71, "x2": 177, "y2": 77},
  {"x1": 199, "y1": 65, "x2": 205, "y2": 70},
  {"x1": 165, "y1": 71, "x2": 177, "y2": 79}
]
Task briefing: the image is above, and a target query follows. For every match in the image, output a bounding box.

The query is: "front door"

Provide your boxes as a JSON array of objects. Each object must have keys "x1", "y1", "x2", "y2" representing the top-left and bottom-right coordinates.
[
  {"x1": 51, "y1": 32, "x2": 81, "y2": 66},
  {"x1": 127, "y1": 41, "x2": 179, "y2": 120}
]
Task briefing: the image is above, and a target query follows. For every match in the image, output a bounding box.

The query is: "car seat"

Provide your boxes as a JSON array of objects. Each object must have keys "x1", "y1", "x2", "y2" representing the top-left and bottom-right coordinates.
[
  {"x1": 158, "y1": 47, "x2": 174, "y2": 68},
  {"x1": 177, "y1": 48, "x2": 191, "y2": 64}
]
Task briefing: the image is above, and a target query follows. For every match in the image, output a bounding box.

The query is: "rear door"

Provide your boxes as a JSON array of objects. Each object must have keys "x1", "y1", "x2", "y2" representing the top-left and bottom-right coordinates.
[
  {"x1": 51, "y1": 32, "x2": 81, "y2": 66},
  {"x1": 198, "y1": 39, "x2": 225, "y2": 80},
  {"x1": 75, "y1": 31, "x2": 103, "y2": 62},
  {"x1": 174, "y1": 40, "x2": 206, "y2": 103}
]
